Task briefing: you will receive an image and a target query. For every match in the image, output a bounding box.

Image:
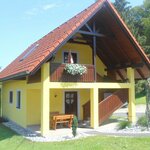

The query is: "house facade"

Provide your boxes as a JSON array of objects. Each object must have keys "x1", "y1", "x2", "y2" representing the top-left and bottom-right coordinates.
[{"x1": 0, "y1": 0, "x2": 149, "y2": 136}]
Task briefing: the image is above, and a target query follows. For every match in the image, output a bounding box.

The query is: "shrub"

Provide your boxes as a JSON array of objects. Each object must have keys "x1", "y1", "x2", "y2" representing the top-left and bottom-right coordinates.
[
  {"x1": 135, "y1": 80, "x2": 146, "y2": 95},
  {"x1": 117, "y1": 120, "x2": 131, "y2": 130},
  {"x1": 137, "y1": 116, "x2": 148, "y2": 127},
  {"x1": 72, "y1": 115, "x2": 78, "y2": 137}
]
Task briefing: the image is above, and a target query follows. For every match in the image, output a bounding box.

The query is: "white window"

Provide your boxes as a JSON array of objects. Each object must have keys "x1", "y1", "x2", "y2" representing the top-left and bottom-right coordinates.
[
  {"x1": 63, "y1": 51, "x2": 78, "y2": 63},
  {"x1": 9, "y1": 91, "x2": 13, "y2": 104},
  {"x1": 16, "y1": 91, "x2": 21, "y2": 109}
]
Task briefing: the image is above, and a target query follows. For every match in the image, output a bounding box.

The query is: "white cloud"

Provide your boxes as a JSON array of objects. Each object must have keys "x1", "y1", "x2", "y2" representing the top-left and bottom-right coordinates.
[
  {"x1": 25, "y1": 8, "x2": 39, "y2": 16},
  {"x1": 42, "y1": 4, "x2": 57, "y2": 11},
  {"x1": 25, "y1": 3, "x2": 58, "y2": 16}
]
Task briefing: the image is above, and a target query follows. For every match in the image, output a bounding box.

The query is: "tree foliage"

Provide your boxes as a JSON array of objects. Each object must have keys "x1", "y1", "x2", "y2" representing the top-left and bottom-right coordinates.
[
  {"x1": 145, "y1": 78, "x2": 150, "y2": 128},
  {"x1": 114, "y1": 0, "x2": 150, "y2": 95},
  {"x1": 114, "y1": 0, "x2": 150, "y2": 57}
]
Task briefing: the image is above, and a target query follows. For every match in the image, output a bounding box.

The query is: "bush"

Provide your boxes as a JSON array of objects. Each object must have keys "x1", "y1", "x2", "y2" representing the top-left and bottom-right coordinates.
[
  {"x1": 72, "y1": 115, "x2": 78, "y2": 137},
  {"x1": 135, "y1": 80, "x2": 146, "y2": 95},
  {"x1": 137, "y1": 116, "x2": 148, "y2": 127},
  {"x1": 117, "y1": 121, "x2": 131, "y2": 130}
]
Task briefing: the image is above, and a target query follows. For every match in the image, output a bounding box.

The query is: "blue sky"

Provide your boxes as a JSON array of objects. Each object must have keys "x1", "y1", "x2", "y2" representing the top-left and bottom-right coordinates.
[{"x1": 0, "y1": 0, "x2": 144, "y2": 70}]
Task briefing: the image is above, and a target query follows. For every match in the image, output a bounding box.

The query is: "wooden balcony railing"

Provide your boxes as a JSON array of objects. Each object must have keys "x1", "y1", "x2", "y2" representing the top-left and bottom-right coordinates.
[{"x1": 50, "y1": 63, "x2": 95, "y2": 82}]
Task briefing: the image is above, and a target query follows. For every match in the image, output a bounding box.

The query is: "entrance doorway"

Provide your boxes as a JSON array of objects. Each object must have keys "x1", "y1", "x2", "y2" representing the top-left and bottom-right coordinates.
[{"x1": 64, "y1": 91, "x2": 78, "y2": 117}]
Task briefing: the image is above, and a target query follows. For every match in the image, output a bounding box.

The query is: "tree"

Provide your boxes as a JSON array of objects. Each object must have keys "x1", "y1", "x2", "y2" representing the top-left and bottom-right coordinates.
[
  {"x1": 114, "y1": 0, "x2": 150, "y2": 57},
  {"x1": 130, "y1": 0, "x2": 150, "y2": 57},
  {"x1": 114, "y1": 0, "x2": 131, "y2": 19},
  {"x1": 72, "y1": 115, "x2": 78, "y2": 137},
  {"x1": 113, "y1": 0, "x2": 133, "y2": 29},
  {"x1": 114, "y1": 0, "x2": 150, "y2": 96},
  {"x1": 145, "y1": 78, "x2": 150, "y2": 128}
]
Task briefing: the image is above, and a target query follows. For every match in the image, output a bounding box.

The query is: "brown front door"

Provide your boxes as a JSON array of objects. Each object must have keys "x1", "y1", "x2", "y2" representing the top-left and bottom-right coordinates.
[{"x1": 65, "y1": 91, "x2": 78, "y2": 117}]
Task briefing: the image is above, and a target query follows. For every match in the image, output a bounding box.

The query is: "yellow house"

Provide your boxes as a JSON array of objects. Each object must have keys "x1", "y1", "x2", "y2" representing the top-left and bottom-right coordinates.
[{"x1": 0, "y1": 0, "x2": 150, "y2": 136}]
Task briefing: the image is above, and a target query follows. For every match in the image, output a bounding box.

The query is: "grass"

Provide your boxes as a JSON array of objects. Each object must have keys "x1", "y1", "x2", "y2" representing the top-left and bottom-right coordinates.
[
  {"x1": 137, "y1": 116, "x2": 148, "y2": 127},
  {"x1": 135, "y1": 93, "x2": 146, "y2": 105},
  {"x1": 1, "y1": 124, "x2": 150, "y2": 150},
  {"x1": 117, "y1": 121, "x2": 131, "y2": 130}
]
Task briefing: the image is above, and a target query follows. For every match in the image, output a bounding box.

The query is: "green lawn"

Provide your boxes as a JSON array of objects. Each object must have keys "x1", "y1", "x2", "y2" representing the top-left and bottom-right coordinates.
[
  {"x1": 135, "y1": 94, "x2": 146, "y2": 105},
  {"x1": 0, "y1": 124, "x2": 150, "y2": 150}
]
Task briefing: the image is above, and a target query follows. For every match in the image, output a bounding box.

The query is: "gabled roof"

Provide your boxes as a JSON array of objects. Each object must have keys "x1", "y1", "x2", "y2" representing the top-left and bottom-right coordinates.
[{"x1": 0, "y1": 0, "x2": 149, "y2": 81}]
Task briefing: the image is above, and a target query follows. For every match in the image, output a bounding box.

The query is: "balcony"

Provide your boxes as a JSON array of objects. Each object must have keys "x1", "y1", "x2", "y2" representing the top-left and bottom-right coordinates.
[{"x1": 50, "y1": 63, "x2": 95, "y2": 82}]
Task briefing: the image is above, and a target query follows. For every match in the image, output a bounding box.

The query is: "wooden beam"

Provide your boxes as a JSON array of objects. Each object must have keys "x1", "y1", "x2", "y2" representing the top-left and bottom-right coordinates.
[
  {"x1": 88, "y1": 39, "x2": 112, "y2": 68},
  {"x1": 68, "y1": 39, "x2": 91, "y2": 45},
  {"x1": 97, "y1": 39, "x2": 120, "y2": 65},
  {"x1": 85, "y1": 23, "x2": 93, "y2": 32},
  {"x1": 136, "y1": 68, "x2": 145, "y2": 79},
  {"x1": 93, "y1": 22, "x2": 97, "y2": 82},
  {"x1": 106, "y1": 63, "x2": 144, "y2": 71},
  {"x1": 71, "y1": 36, "x2": 92, "y2": 42},
  {"x1": 78, "y1": 30, "x2": 105, "y2": 37},
  {"x1": 116, "y1": 70, "x2": 125, "y2": 81}
]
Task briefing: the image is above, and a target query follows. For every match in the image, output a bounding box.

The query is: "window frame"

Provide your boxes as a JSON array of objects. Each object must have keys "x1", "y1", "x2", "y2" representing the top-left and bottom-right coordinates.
[
  {"x1": 16, "y1": 90, "x2": 21, "y2": 109},
  {"x1": 20, "y1": 43, "x2": 39, "y2": 61},
  {"x1": 9, "y1": 90, "x2": 13, "y2": 104},
  {"x1": 62, "y1": 51, "x2": 79, "y2": 64}
]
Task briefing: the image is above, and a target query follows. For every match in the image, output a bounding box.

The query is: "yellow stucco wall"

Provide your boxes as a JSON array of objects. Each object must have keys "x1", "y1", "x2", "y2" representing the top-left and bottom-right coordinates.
[
  {"x1": 96, "y1": 55, "x2": 107, "y2": 77},
  {"x1": 50, "y1": 89, "x2": 63, "y2": 114},
  {"x1": 53, "y1": 43, "x2": 107, "y2": 76},
  {"x1": 26, "y1": 89, "x2": 41, "y2": 125},
  {"x1": 50, "y1": 89, "x2": 90, "y2": 120},
  {"x1": 54, "y1": 43, "x2": 92, "y2": 64},
  {"x1": 79, "y1": 89, "x2": 90, "y2": 119},
  {"x1": 2, "y1": 80, "x2": 27, "y2": 127}
]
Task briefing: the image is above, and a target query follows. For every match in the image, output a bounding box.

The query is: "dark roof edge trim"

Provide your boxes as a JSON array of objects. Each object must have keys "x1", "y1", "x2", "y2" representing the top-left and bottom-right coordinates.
[
  {"x1": 0, "y1": 71, "x2": 29, "y2": 82},
  {"x1": 30, "y1": 1, "x2": 105, "y2": 75}
]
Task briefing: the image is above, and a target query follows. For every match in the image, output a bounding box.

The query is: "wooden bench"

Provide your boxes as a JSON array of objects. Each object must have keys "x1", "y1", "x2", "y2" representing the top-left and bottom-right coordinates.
[
  {"x1": 52, "y1": 114, "x2": 74, "y2": 130},
  {"x1": 50, "y1": 111, "x2": 59, "y2": 129}
]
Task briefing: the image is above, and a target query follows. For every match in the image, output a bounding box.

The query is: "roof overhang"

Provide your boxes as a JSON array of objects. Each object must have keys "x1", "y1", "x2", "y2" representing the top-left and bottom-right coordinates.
[{"x1": 0, "y1": 71, "x2": 29, "y2": 82}]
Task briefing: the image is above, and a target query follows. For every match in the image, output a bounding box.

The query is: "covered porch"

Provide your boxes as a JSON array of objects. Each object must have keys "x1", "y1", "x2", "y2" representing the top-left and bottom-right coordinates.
[{"x1": 26, "y1": 62, "x2": 136, "y2": 136}]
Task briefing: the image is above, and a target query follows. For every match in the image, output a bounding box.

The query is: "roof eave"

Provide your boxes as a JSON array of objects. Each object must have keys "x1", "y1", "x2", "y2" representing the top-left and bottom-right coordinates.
[
  {"x1": 106, "y1": 0, "x2": 150, "y2": 70},
  {"x1": 0, "y1": 71, "x2": 29, "y2": 82}
]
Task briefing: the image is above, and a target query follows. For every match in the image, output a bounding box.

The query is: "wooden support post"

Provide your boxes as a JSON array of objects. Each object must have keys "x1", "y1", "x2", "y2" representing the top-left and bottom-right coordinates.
[
  {"x1": 41, "y1": 62, "x2": 50, "y2": 136},
  {"x1": 127, "y1": 67, "x2": 136, "y2": 123},
  {"x1": 90, "y1": 88, "x2": 99, "y2": 128}
]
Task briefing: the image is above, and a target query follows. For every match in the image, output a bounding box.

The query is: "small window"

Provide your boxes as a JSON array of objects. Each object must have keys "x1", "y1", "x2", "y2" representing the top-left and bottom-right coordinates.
[
  {"x1": 9, "y1": 91, "x2": 13, "y2": 104},
  {"x1": 16, "y1": 91, "x2": 21, "y2": 109},
  {"x1": 20, "y1": 43, "x2": 39, "y2": 61},
  {"x1": 63, "y1": 52, "x2": 77, "y2": 63}
]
